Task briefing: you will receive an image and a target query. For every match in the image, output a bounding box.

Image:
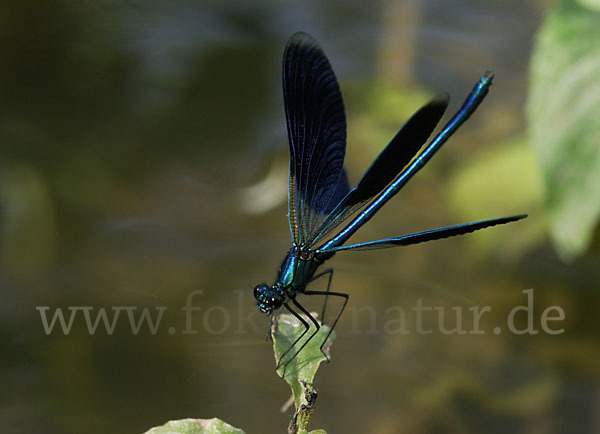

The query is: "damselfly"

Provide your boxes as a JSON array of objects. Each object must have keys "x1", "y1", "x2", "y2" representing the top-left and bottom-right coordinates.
[{"x1": 253, "y1": 32, "x2": 526, "y2": 374}]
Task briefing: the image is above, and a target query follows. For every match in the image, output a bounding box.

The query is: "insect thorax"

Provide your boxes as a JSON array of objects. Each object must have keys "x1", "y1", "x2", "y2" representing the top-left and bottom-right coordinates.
[{"x1": 276, "y1": 247, "x2": 321, "y2": 294}]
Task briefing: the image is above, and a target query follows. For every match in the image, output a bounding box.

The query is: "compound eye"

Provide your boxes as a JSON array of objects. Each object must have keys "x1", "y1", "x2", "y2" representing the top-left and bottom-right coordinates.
[{"x1": 253, "y1": 283, "x2": 268, "y2": 299}]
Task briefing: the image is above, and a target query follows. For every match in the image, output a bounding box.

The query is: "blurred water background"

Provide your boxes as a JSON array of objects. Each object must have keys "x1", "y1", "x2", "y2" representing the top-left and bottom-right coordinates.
[{"x1": 1, "y1": 0, "x2": 599, "y2": 433}]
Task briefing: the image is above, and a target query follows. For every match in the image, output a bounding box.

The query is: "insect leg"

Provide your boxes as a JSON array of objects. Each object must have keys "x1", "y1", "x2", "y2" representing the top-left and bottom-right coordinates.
[
  {"x1": 279, "y1": 298, "x2": 322, "y2": 377},
  {"x1": 308, "y1": 268, "x2": 334, "y2": 321},
  {"x1": 303, "y1": 290, "x2": 349, "y2": 362},
  {"x1": 278, "y1": 302, "x2": 311, "y2": 377}
]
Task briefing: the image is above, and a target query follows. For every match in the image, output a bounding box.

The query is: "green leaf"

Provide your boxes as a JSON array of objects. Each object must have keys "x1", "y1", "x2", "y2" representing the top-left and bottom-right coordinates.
[
  {"x1": 272, "y1": 313, "x2": 334, "y2": 406},
  {"x1": 144, "y1": 418, "x2": 245, "y2": 434},
  {"x1": 527, "y1": 0, "x2": 600, "y2": 259},
  {"x1": 272, "y1": 313, "x2": 333, "y2": 434}
]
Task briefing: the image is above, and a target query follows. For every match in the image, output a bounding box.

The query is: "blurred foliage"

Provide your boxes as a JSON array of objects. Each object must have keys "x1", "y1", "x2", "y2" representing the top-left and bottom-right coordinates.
[
  {"x1": 576, "y1": 0, "x2": 600, "y2": 12},
  {"x1": 0, "y1": 163, "x2": 56, "y2": 277},
  {"x1": 447, "y1": 137, "x2": 544, "y2": 253},
  {"x1": 346, "y1": 80, "x2": 433, "y2": 168},
  {"x1": 527, "y1": 0, "x2": 600, "y2": 259}
]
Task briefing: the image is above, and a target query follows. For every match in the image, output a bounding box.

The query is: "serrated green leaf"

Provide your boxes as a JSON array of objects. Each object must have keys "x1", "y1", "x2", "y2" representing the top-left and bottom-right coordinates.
[
  {"x1": 527, "y1": 0, "x2": 600, "y2": 259},
  {"x1": 144, "y1": 418, "x2": 245, "y2": 434},
  {"x1": 272, "y1": 313, "x2": 334, "y2": 409}
]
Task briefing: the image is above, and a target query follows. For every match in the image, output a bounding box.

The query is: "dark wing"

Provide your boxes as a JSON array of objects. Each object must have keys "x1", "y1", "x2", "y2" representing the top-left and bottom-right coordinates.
[
  {"x1": 326, "y1": 169, "x2": 350, "y2": 212},
  {"x1": 306, "y1": 94, "x2": 449, "y2": 247},
  {"x1": 319, "y1": 215, "x2": 527, "y2": 252},
  {"x1": 284, "y1": 32, "x2": 348, "y2": 247},
  {"x1": 316, "y1": 72, "x2": 496, "y2": 252}
]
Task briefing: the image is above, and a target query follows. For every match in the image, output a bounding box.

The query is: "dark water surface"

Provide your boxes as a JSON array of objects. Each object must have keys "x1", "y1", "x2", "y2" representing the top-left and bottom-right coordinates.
[{"x1": 1, "y1": 1, "x2": 599, "y2": 433}]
